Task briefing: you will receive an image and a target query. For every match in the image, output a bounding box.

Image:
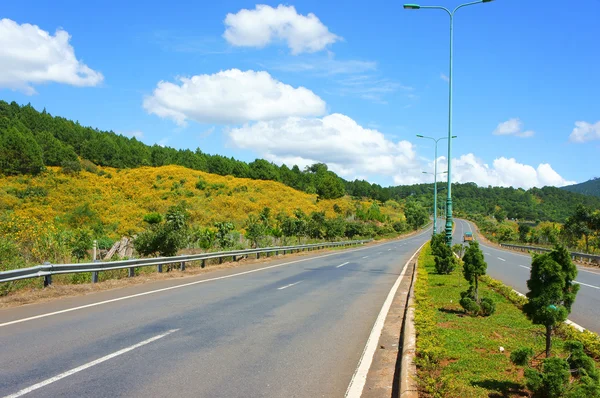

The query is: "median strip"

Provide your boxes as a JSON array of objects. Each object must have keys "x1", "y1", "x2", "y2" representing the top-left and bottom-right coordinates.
[{"x1": 4, "y1": 329, "x2": 179, "y2": 398}]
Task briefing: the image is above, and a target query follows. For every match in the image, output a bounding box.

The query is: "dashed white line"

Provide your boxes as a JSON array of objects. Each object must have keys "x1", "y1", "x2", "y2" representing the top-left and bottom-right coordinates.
[
  {"x1": 575, "y1": 281, "x2": 600, "y2": 289},
  {"x1": 362, "y1": 256, "x2": 369, "y2": 259},
  {"x1": 277, "y1": 281, "x2": 303, "y2": 290},
  {"x1": 519, "y1": 265, "x2": 531, "y2": 270},
  {"x1": 484, "y1": 252, "x2": 491, "y2": 255},
  {"x1": 387, "y1": 249, "x2": 392, "y2": 251},
  {"x1": 497, "y1": 257, "x2": 506, "y2": 262},
  {"x1": 336, "y1": 262, "x2": 350, "y2": 268},
  {"x1": 4, "y1": 329, "x2": 179, "y2": 398}
]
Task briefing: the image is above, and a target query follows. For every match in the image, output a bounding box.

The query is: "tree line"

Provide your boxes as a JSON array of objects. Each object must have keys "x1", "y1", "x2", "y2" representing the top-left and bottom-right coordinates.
[{"x1": 1, "y1": 101, "x2": 599, "y2": 220}]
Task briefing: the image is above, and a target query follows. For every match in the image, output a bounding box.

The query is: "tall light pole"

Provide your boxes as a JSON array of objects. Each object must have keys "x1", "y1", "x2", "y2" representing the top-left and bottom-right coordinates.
[
  {"x1": 405, "y1": 0, "x2": 494, "y2": 245},
  {"x1": 417, "y1": 134, "x2": 456, "y2": 235},
  {"x1": 422, "y1": 170, "x2": 448, "y2": 234}
]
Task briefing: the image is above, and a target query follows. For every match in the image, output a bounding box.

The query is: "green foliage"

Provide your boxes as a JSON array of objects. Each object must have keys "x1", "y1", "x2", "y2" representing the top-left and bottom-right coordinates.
[
  {"x1": 134, "y1": 206, "x2": 189, "y2": 257},
  {"x1": 61, "y1": 160, "x2": 82, "y2": 175},
  {"x1": 195, "y1": 178, "x2": 207, "y2": 190},
  {"x1": 480, "y1": 297, "x2": 496, "y2": 316},
  {"x1": 405, "y1": 201, "x2": 429, "y2": 230},
  {"x1": 244, "y1": 214, "x2": 267, "y2": 248},
  {"x1": 70, "y1": 229, "x2": 92, "y2": 259},
  {"x1": 459, "y1": 296, "x2": 480, "y2": 315},
  {"x1": 510, "y1": 347, "x2": 534, "y2": 366},
  {"x1": 0, "y1": 126, "x2": 45, "y2": 175},
  {"x1": 434, "y1": 251, "x2": 456, "y2": 275},
  {"x1": 316, "y1": 172, "x2": 345, "y2": 199},
  {"x1": 524, "y1": 357, "x2": 570, "y2": 398},
  {"x1": 214, "y1": 221, "x2": 235, "y2": 249},
  {"x1": 143, "y1": 212, "x2": 163, "y2": 225},
  {"x1": 523, "y1": 245, "x2": 580, "y2": 357},
  {"x1": 562, "y1": 178, "x2": 600, "y2": 198},
  {"x1": 462, "y1": 240, "x2": 487, "y2": 302}
]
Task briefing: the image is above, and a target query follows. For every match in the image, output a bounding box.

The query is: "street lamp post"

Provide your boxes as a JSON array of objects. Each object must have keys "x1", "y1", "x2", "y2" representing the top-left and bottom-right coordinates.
[
  {"x1": 417, "y1": 134, "x2": 455, "y2": 235},
  {"x1": 422, "y1": 170, "x2": 448, "y2": 234},
  {"x1": 405, "y1": 0, "x2": 494, "y2": 245}
]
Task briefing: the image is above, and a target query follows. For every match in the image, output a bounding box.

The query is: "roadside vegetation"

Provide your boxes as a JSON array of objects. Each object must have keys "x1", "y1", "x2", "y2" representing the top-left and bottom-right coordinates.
[{"x1": 414, "y1": 242, "x2": 600, "y2": 397}]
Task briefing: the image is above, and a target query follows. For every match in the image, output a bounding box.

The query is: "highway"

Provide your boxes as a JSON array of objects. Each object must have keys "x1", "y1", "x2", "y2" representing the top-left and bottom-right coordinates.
[
  {"x1": 453, "y1": 218, "x2": 600, "y2": 334},
  {"x1": 0, "y1": 229, "x2": 430, "y2": 398}
]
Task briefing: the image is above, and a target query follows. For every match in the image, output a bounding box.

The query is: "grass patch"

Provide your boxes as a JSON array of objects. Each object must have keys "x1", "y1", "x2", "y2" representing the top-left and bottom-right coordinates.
[{"x1": 415, "y1": 243, "x2": 568, "y2": 397}]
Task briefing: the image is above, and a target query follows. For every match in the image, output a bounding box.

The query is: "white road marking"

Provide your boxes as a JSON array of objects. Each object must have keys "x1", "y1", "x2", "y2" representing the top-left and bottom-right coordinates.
[
  {"x1": 519, "y1": 265, "x2": 531, "y2": 270},
  {"x1": 336, "y1": 262, "x2": 350, "y2": 268},
  {"x1": 3, "y1": 329, "x2": 179, "y2": 398},
  {"x1": 345, "y1": 241, "x2": 427, "y2": 398},
  {"x1": 0, "y1": 225, "x2": 437, "y2": 329},
  {"x1": 484, "y1": 252, "x2": 491, "y2": 255},
  {"x1": 277, "y1": 281, "x2": 303, "y2": 290},
  {"x1": 497, "y1": 257, "x2": 506, "y2": 262},
  {"x1": 575, "y1": 281, "x2": 600, "y2": 289},
  {"x1": 388, "y1": 249, "x2": 392, "y2": 251},
  {"x1": 362, "y1": 256, "x2": 369, "y2": 259}
]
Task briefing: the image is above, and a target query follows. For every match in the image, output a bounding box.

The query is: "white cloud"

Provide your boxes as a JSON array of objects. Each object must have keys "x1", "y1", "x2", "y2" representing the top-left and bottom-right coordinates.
[
  {"x1": 143, "y1": 69, "x2": 326, "y2": 125},
  {"x1": 436, "y1": 154, "x2": 575, "y2": 189},
  {"x1": 0, "y1": 18, "x2": 103, "y2": 95},
  {"x1": 440, "y1": 73, "x2": 449, "y2": 83},
  {"x1": 227, "y1": 113, "x2": 421, "y2": 182},
  {"x1": 272, "y1": 57, "x2": 376, "y2": 75},
  {"x1": 569, "y1": 121, "x2": 600, "y2": 143},
  {"x1": 493, "y1": 118, "x2": 534, "y2": 138},
  {"x1": 223, "y1": 4, "x2": 340, "y2": 54}
]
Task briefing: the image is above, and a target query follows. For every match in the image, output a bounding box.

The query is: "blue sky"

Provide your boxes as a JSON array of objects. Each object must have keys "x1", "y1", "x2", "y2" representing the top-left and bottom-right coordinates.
[{"x1": 1, "y1": 0, "x2": 599, "y2": 188}]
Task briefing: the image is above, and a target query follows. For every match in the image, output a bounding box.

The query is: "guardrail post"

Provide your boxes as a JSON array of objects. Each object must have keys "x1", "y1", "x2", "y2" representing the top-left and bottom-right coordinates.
[
  {"x1": 43, "y1": 261, "x2": 52, "y2": 287},
  {"x1": 180, "y1": 261, "x2": 185, "y2": 271},
  {"x1": 128, "y1": 267, "x2": 135, "y2": 277},
  {"x1": 257, "y1": 252, "x2": 260, "y2": 259},
  {"x1": 201, "y1": 259, "x2": 206, "y2": 268},
  {"x1": 157, "y1": 264, "x2": 163, "y2": 273},
  {"x1": 92, "y1": 260, "x2": 101, "y2": 283},
  {"x1": 219, "y1": 257, "x2": 223, "y2": 264}
]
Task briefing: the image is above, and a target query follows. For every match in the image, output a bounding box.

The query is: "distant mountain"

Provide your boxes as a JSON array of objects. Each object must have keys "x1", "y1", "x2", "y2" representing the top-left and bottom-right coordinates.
[{"x1": 562, "y1": 178, "x2": 600, "y2": 198}]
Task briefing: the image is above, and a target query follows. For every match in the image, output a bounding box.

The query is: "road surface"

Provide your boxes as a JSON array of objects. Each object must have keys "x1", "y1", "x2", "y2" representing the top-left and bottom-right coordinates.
[
  {"x1": 0, "y1": 229, "x2": 430, "y2": 398},
  {"x1": 453, "y1": 218, "x2": 600, "y2": 333}
]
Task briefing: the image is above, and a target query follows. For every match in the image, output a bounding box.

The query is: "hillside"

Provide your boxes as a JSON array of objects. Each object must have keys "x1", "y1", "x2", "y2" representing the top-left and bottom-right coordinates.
[{"x1": 562, "y1": 178, "x2": 600, "y2": 198}]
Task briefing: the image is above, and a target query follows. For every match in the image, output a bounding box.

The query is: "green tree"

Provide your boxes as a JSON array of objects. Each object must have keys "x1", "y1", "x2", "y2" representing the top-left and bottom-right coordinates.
[
  {"x1": 316, "y1": 172, "x2": 345, "y2": 199},
  {"x1": 523, "y1": 245, "x2": 580, "y2": 357},
  {"x1": 214, "y1": 221, "x2": 235, "y2": 249},
  {"x1": 244, "y1": 214, "x2": 266, "y2": 248},
  {"x1": 462, "y1": 241, "x2": 487, "y2": 301},
  {"x1": 0, "y1": 126, "x2": 45, "y2": 175},
  {"x1": 405, "y1": 201, "x2": 428, "y2": 230}
]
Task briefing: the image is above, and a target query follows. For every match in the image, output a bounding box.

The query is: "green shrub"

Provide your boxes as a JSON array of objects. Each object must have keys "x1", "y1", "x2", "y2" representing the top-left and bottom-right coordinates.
[
  {"x1": 61, "y1": 160, "x2": 82, "y2": 175},
  {"x1": 143, "y1": 212, "x2": 163, "y2": 225},
  {"x1": 459, "y1": 297, "x2": 480, "y2": 315},
  {"x1": 525, "y1": 357, "x2": 570, "y2": 398},
  {"x1": 434, "y1": 253, "x2": 456, "y2": 274},
  {"x1": 480, "y1": 297, "x2": 496, "y2": 316},
  {"x1": 510, "y1": 347, "x2": 534, "y2": 366}
]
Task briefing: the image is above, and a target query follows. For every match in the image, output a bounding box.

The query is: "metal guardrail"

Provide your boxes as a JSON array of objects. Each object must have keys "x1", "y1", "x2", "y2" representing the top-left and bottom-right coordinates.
[
  {"x1": 0, "y1": 240, "x2": 372, "y2": 286},
  {"x1": 499, "y1": 243, "x2": 600, "y2": 264}
]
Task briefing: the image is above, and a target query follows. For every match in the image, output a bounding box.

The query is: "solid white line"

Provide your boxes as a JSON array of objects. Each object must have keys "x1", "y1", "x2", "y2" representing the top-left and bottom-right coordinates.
[
  {"x1": 498, "y1": 257, "x2": 506, "y2": 262},
  {"x1": 1, "y1": 225, "x2": 436, "y2": 329},
  {"x1": 336, "y1": 262, "x2": 350, "y2": 268},
  {"x1": 345, "y1": 241, "x2": 427, "y2": 398},
  {"x1": 277, "y1": 281, "x2": 303, "y2": 290},
  {"x1": 4, "y1": 329, "x2": 179, "y2": 398},
  {"x1": 575, "y1": 281, "x2": 600, "y2": 289}
]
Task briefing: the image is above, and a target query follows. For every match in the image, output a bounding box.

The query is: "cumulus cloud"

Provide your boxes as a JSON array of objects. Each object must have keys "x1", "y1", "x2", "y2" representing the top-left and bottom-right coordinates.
[
  {"x1": 493, "y1": 118, "x2": 534, "y2": 138},
  {"x1": 569, "y1": 121, "x2": 600, "y2": 143},
  {"x1": 0, "y1": 18, "x2": 103, "y2": 94},
  {"x1": 223, "y1": 4, "x2": 340, "y2": 54},
  {"x1": 227, "y1": 113, "x2": 421, "y2": 182},
  {"x1": 143, "y1": 69, "x2": 326, "y2": 125},
  {"x1": 437, "y1": 154, "x2": 575, "y2": 189},
  {"x1": 227, "y1": 113, "x2": 573, "y2": 189}
]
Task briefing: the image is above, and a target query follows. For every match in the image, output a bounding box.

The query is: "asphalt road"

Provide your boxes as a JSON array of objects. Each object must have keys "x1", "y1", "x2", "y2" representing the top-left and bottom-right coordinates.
[
  {"x1": 453, "y1": 218, "x2": 600, "y2": 333},
  {"x1": 0, "y1": 229, "x2": 430, "y2": 398}
]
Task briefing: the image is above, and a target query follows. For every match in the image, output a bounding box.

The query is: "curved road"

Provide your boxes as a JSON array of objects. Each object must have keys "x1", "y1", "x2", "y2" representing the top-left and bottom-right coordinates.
[
  {"x1": 0, "y1": 229, "x2": 430, "y2": 398},
  {"x1": 453, "y1": 218, "x2": 600, "y2": 333}
]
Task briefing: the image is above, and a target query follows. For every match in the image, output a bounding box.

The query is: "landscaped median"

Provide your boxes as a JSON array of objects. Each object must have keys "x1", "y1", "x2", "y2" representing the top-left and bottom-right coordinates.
[{"x1": 413, "y1": 242, "x2": 600, "y2": 397}]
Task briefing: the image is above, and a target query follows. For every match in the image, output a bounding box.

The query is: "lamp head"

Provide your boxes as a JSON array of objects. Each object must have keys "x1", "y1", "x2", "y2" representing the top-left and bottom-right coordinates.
[{"x1": 403, "y1": 3, "x2": 421, "y2": 9}]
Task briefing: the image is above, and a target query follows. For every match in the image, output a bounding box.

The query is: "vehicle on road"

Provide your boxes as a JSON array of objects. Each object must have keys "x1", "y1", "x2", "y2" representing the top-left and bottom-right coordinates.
[{"x1": 463, "y1": 232, "x2": 473, "y2": 242}]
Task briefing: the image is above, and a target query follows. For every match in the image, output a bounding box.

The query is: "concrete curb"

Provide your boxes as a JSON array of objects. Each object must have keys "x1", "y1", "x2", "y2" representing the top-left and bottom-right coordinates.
[{"x1": 399, "y1": 255, "x2": 419, "y2": 398}]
